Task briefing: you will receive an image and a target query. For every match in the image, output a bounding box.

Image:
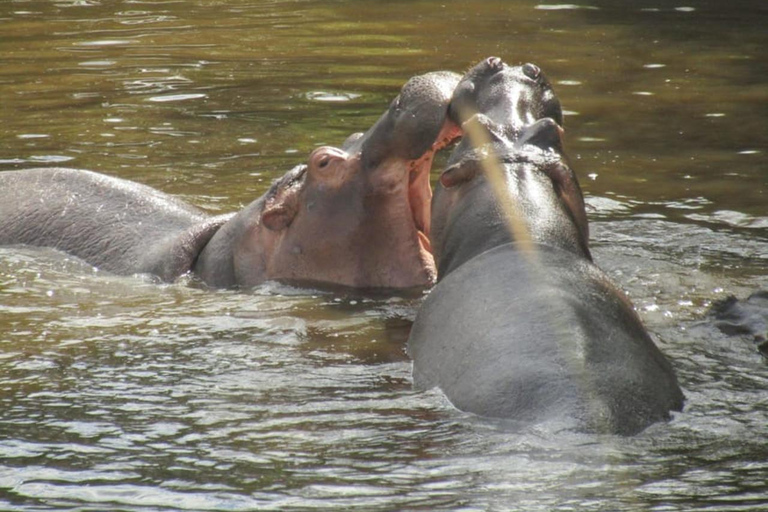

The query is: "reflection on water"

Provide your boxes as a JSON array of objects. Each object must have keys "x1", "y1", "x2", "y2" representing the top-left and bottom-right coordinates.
[{"x1": 1, "y1": 1, "x2": 767, "y2": 510}]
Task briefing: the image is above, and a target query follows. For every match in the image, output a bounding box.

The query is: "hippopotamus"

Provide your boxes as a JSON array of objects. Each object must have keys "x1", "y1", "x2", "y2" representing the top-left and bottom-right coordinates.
[
  {"x1": 0, "y1": 71, "x2": 461, "y2": 290},
  {"x1": 408, "y1": 57, "x2": 684, "y2": 435},
  {"x1": 448, "y1": 56, "x2": 564, "y2": 140},
  {"x1": 710, "y1": 291, "x2": 768, "y2": 357}
]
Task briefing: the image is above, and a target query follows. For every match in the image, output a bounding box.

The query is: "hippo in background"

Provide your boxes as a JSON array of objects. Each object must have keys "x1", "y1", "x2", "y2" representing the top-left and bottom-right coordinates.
[
  {"x1": 0, "y1": 71, "x2": 461, "y2": 291},
  {"x1": 408, "y1": 57, "x2": 684, "y2": 435},
  {"x1": 710, "y1": 291, "x2": 768, "y2": 358}
]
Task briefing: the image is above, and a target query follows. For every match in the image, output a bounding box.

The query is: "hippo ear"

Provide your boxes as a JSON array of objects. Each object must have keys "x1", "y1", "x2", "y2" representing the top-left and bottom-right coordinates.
[
  {"x1": 439, "y1": 160, "x2": 480, "y2": 188},
  {"x1": 261, "y1": 187, "x2": 299, "y2": 231},
  {"x1": 341, "y1": 132, "x2": 364, "y2": 152},
  {"x1": 543, "y1": 161, "x2": 590, "y2": 253}
]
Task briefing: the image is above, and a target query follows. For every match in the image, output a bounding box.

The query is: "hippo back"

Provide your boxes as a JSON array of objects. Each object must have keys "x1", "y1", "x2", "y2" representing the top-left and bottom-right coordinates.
[
  {"x1": 409, "y1": 242, "x2": 684, "y2": 435},
  {"x1": 0, "y1": 168, "x2": 225, "y2": 280}
]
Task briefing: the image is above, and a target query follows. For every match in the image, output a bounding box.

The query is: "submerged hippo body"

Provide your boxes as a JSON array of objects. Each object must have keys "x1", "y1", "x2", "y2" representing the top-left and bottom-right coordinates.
[
  {"x1": 710, "y1": 291, "x2": 768, "y2": 357},
  {"x1": 408, "y1": 58, "x2": 684, "y2": 435},
  {"x1": 0, "y1": 71, "x2": 461, "y2": 290},
  {"x1": 0, "y1": 167, "x2": 229, "y2": 282}
]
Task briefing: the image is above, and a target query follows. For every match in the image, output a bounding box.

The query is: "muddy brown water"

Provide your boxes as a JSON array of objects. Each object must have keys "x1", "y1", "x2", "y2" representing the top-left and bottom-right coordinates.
[{"x1": 1, "y1": 1, "x2": 767, "y2": 511}]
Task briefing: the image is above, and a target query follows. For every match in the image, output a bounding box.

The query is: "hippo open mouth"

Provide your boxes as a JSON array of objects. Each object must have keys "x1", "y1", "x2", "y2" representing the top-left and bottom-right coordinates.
[
  {"x1": 409, "y1": 160, "x2": 433, "y2": 254},
  {"x1": 271, "y1": 70, "x2": 462, "y2": 290},
  {"x1": 408, "y1": 119, "x2": 463, "y2": 262}
]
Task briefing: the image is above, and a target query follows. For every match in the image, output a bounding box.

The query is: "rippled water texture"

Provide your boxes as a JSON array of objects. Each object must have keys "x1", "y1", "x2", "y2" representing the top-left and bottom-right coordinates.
[{"x1": 1, "y1": 1, "x2": 767, "y2": 511}]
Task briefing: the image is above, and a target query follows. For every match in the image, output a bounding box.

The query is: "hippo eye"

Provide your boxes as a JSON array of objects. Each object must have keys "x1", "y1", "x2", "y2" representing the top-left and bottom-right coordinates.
[
  {"x1": 522, "y1": 63, "x2": 541, "y2": 80},
  {"x1": 317, "y1": 156, "x2": 330, "y2": 169}
]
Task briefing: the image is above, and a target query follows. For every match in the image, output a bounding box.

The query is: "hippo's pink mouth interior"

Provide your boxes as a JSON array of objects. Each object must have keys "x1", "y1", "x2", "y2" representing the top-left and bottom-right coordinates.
[
  {"x1": 409, "y1": 161, "x2": 433, "y2": 254},
  {"x1": 408, "y1": 121, "x2": 463, "y2": 267}
]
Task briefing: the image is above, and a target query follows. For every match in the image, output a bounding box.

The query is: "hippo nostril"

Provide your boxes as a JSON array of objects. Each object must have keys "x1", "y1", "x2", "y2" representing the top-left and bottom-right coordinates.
[
  {"x1": 486, "y1": 56, "x2": 503, "y2": 71},
  {"x1": 522, "y1": 63, "x2": 541, "y2": 80}
]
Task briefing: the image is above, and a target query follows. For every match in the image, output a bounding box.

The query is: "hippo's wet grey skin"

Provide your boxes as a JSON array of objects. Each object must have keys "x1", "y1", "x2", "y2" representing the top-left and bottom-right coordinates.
[
  {"x1": 344, "y1": 71, "x2": 463, "y2": 165},
  {"x1": 710, "y1": 291, "x2": 768, "y2": 357},
  {"x1": 0, "y1": 71, "x2": 461, "y2": 290},
  {"x1": 448, "y1": 57, "x2": 564, "y2": 140},
  {"x1": 408, "y1": 88, "x2": 684, "y2": 434},
  {"x1": 430, "y1": 117, "x2": 591, "y2": 279},
  {"x1": 0, "y1": 168, "x2": 232, "y2": 282}
]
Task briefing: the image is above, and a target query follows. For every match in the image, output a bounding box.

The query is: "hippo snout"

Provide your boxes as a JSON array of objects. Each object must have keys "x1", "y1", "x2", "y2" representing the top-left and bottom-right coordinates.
[{"x1": 485, "y1": 56, "x2": 504, "y2": 72}]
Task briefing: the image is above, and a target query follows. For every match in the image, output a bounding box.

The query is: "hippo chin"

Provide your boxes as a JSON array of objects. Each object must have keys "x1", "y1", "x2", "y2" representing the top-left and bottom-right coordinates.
[
  {"x1": 408, "y1": 57, "x2": 684, "y2": 435},
  {"x1": 0, "y1": 71, "x2": 461, "y2": 291}
]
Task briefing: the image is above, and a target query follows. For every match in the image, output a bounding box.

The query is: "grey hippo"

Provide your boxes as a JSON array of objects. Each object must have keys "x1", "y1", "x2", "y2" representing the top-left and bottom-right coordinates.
[
  {"x1": 407, "y1": 57, "x2": 684, "y2": 435},
  {"x1": 710, "y1": 291, "x2": 768, "y2": 358},
  {"x1": 0, "y1": 71, "x2": 461, "y2": 290}
]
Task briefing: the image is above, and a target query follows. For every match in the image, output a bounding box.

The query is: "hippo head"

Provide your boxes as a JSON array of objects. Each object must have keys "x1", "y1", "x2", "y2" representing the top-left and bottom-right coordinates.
[
  {"x1": 430, "y1": 116, "x2": 590, "y2": 278},
  {"x1": 426, "y1": 57, "x2": 591, "y2": 278},
  {"x1": 214, "y1": 71, "x2": 462, "y2": 290},
  {"x1": 448, "y1": 56, "x2": 563, "y2": 140},
  {"x1": 425, "y1": 58, "x2": 587, "y2": 278}
]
